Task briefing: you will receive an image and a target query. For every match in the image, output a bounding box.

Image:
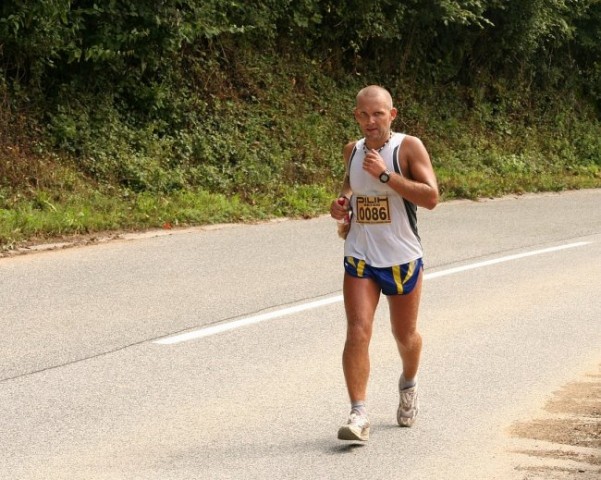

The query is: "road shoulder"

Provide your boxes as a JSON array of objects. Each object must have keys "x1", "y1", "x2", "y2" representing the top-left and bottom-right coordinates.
[{"x1": 509, "y1": 363, "x2": 601, "y2": 479}]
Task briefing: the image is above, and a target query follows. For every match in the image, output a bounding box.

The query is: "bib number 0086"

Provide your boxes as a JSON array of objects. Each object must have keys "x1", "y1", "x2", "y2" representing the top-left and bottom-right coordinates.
[{"x1": 356, "y1": 196, "x2": 391, "y2": 224}]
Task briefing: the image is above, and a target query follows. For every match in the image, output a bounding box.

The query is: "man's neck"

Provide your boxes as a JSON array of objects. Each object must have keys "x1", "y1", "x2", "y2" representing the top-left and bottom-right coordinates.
[{"x1": 364, "y1": 131, "x2": 392, "y2": 151}]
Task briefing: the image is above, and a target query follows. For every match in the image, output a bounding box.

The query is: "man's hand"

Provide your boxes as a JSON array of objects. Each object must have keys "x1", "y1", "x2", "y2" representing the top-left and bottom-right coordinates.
[
  {"x1": 362, "y1": 150, "x2": 387, "y2": 178},
  {"x1": 330, "y1": 196, "x2": 350, "y2": 221}
]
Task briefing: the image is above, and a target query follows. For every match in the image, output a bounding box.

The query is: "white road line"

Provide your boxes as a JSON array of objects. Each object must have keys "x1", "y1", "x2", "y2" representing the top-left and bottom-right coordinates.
[
  {"x1": 154, "y1": 241, "x2": 591, "y2": 345},
  {"x1": 154, "y1": 295, "x2": 344, "y2": 345},
  {"x1": 424, "y1": 241, "x2": 591, "y2": 279}
]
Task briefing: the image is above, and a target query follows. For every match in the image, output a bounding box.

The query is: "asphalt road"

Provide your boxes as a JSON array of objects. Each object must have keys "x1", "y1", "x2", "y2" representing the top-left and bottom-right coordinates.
[{"x1": 1, "y1": 189, "x2": 600, "y2": 479}]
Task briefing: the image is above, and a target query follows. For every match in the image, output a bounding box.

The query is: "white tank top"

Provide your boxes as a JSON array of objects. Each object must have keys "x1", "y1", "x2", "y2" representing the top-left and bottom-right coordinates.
[{"x1": 344, "y1": 132, "x2": 423, "y2": 267}]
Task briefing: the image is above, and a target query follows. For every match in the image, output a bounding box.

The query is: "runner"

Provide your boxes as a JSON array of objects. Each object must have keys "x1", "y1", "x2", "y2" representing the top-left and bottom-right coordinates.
[{"x1": 330, "y1": 85, "x2": 438, "y2": 441}]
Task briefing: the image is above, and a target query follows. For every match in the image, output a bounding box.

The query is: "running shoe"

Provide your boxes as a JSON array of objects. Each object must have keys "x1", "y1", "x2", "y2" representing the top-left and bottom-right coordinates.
[
  {"x1": 337, "y1": 412, "x2": 370, "y2": 441},
  {"x1": 397, "y1": 379, "x2": 419, "y2": 427}
]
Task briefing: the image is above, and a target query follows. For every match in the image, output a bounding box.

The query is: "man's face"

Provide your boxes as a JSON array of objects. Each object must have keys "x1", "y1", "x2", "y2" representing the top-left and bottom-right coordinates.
[{"x1": 354, "y1": 94, "x2": 397, "y2": 142}]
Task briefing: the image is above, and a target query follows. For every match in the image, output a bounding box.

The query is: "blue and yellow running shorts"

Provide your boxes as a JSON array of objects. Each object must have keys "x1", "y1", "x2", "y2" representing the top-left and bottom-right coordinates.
[{"x1": 344, "y1": 257, "x2": 423, "y2": 296}]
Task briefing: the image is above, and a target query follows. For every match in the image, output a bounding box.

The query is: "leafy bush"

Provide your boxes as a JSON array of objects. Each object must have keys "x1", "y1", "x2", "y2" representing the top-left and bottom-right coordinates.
[{"x1": 1, "y1": 0, "x2": 600, "y2": 249}]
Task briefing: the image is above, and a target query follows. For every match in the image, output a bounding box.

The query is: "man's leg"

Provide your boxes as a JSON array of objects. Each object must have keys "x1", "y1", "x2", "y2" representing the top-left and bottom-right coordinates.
[
  {"x1": 388, "y1": 271, "x2": 423, "y2": 426},
  {"x1": 337, "y1": 272, "x2": 380, "y2": 441},
  {"x1": 342, "y1": 272, "x2": 381, "y2": 405},
  {"x1": 388, "y1": 271, "x2": 423, "y2": 380}
]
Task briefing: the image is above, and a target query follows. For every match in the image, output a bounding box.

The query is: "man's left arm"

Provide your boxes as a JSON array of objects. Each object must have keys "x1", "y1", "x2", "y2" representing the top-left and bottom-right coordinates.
[{"x1": 389, "y1": 135, "x2": 438, "y2": 210}]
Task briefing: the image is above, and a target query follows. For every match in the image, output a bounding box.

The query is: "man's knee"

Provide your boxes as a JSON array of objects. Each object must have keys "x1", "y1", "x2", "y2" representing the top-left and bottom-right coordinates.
[
  {"x1": 346, "y1": 319, "x2": 372, "y2": 346},
  {"x1": 393, "y1": 328, "x2": 421, "y2": 350}
]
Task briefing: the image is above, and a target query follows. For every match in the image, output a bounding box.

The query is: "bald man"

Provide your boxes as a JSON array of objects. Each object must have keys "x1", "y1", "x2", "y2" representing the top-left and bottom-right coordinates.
[{"x1": 330, "y1": 85, "x2": 438, "y2": 441}]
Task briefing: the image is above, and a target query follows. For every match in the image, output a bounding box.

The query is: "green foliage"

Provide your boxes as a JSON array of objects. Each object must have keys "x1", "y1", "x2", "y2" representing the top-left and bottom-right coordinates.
[{"x1": 1, "y1": 0, "x2": 601, "y2": 249}]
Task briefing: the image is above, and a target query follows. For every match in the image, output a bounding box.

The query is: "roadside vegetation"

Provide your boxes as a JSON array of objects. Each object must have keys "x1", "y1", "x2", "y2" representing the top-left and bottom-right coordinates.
[{"x1": 1, "y1": 1, "x2": 600, "y2": 251}]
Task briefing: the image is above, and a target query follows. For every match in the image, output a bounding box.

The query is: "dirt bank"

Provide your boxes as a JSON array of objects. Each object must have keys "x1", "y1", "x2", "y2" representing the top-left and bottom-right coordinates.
[{"x1": 510, "y1": 363, "x2": 601, "y2": 479}]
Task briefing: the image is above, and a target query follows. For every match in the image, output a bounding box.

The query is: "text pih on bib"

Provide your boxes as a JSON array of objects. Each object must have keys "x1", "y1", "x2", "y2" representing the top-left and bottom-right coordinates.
[{"x1": 355, "y1": 195, "x2": 391, "y2": 224}]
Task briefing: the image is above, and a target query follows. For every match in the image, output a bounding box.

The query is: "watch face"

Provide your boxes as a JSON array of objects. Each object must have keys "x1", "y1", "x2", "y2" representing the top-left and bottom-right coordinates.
[{"x1": 379, "y1": 171, "x2": 390, "y2": 183}]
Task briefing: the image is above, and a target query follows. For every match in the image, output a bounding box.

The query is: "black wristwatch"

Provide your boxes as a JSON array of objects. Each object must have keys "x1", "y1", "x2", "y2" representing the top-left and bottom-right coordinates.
[{"x1": 379, "y1": 169, "x2": 391, "y2": 183}]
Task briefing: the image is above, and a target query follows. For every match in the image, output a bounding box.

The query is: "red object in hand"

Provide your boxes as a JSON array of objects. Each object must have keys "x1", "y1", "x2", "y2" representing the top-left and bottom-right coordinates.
[
  {"x1": 336, "y1": 197, "x2": 350, "y2": 239},
  {"x1": 336, "y1": 197, "x2": 350, "y2": 225}
]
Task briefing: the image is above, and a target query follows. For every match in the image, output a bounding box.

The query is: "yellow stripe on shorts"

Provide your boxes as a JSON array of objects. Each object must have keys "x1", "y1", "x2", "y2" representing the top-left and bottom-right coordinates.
[
  {"x1": 357, "y1": 259, "x2": 366, "y2": 277},
  {"x1": 405, "y1": 260, "x2": 416, "y2": 284},
  {"x1": 346, "y1": 256, "x2": 366, "y2": 277},
  {"x1": 392, "y1": 265, "x2": 403, "y2": 294},
  {"x1": 393, "y1": 260, "x2": 416, "y2": 294}
]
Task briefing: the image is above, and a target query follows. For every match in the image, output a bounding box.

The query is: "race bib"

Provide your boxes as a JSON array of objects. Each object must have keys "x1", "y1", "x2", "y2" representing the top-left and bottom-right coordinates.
[{"x1": 355, "y1": 196, "x2": 391, "y2": 224}]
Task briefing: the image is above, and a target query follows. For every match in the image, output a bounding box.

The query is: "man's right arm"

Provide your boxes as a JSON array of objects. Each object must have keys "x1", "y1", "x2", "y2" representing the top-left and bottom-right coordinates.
[
  {"x1": 331, "y1": 141, "x2": 356, "y2": 219},
  {"x1": 338, "y1": 141, "x2": 356, "y2": 200}
]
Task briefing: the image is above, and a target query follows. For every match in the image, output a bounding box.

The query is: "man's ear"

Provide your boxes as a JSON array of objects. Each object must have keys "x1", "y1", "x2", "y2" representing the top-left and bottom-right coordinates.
[{"x1": 390, "y1": 107, "x2": 398, "y2": 120}]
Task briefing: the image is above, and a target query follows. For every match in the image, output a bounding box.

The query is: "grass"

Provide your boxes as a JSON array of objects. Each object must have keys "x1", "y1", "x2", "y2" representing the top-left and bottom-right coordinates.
[
  {"x1": 1, "y1": 163, "x2": 599, "y2": 252},
  {"x1": 2, "y1": 68, "x2": 601, "y2": 252},
  {"x1": 0, "y1": 175, "x2": 339, "y2": 250}
]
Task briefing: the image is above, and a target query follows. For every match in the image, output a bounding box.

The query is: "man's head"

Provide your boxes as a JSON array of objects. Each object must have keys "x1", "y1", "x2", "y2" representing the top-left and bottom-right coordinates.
[
  {"x1": 356, "y1": 85, "x2": 394, "y2": 109},
  {"x1": 354, "y1": 85, "x2": 397, "y2": 143}
]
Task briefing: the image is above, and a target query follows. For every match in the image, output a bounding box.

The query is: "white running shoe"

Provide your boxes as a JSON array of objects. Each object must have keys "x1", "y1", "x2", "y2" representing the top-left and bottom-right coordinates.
[
  {"x1": 397, "y1": 379, "x2": 419, "y2": 427},
  {"x1": 337, "y1": 412, "x2": 370, "y2": 441}
]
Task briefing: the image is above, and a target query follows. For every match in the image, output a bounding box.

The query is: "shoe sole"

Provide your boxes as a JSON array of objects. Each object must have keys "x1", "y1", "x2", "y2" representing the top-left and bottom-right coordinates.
[
  {"x1": 397, "y1": 414, "x2": 417, "y2": 427},
  {"x1": 337, "y1": 425, "x2": 370, "y2": 441}
]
